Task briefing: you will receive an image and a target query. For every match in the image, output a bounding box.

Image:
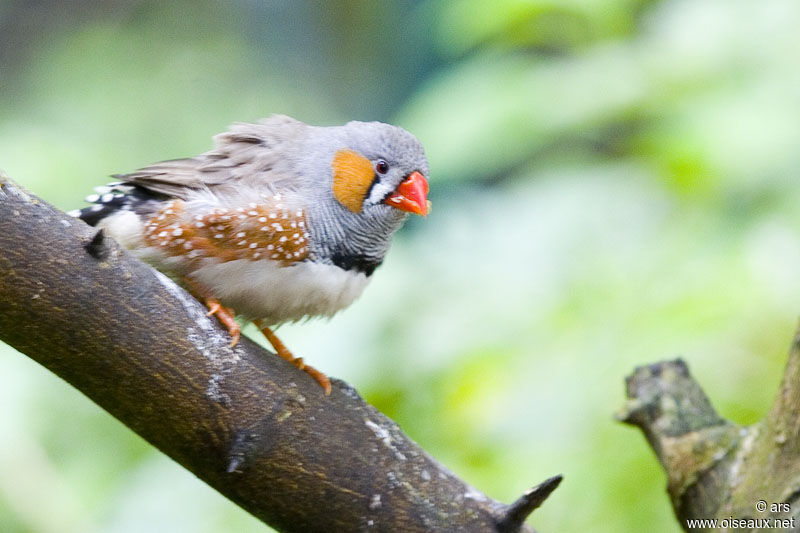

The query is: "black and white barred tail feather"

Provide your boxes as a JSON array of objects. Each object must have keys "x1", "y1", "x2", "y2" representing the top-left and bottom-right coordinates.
[{"x1": 68, "y1": 182, "x2": 168, "y2": 226}]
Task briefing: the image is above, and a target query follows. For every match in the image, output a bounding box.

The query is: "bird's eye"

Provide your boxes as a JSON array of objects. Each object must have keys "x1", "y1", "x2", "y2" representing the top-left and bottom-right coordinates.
[{"x1": 375, "y1": 159, "x2": 389, "y2": 174}]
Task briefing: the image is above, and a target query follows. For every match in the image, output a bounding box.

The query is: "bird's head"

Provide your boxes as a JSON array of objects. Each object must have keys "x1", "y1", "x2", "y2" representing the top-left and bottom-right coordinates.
[
  {"x1": 327, "y1": 120, "x2": 430, "y2": 219},
  {"x1": 289, "y1": 120, "x2": 429, "y2": 273}
]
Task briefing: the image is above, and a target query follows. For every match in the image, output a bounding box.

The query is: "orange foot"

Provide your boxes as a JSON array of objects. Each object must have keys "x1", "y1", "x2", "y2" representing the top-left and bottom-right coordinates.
[
  {"x1": 184, "y1": 277, "x2": 241, "y2": 347},
  {"x1": 204, "y1": 298, "x2": 241, "y2": 347},
  {"x1": 258, "y1": 322, "x2": 332, "y2": 396}
]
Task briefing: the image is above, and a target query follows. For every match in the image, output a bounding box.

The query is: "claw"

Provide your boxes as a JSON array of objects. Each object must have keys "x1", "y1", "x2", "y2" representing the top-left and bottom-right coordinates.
[
  {"x1": 205, "y1": 300, "x2": 240, "y2": 346},
  {"x1": 184, "y1": 277, "x2": 241, "y2": 347},
  {"x1": 303, "y1": 365, "x2": 332, "y2": 396},
  {"x1": 227, "y1": 328, "x2": 241, "y2": 348},
  {"x1": 206, "y1": 301, "x2": 221, "y2": 316}
]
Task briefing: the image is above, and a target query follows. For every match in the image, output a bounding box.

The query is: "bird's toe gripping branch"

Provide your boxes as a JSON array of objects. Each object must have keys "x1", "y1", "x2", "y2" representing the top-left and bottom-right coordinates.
[
  {"x1": 204, "y1": 298, "x2": 241, "y2": 347},
  {"x1": 183, "y1": 277, "x2": 241, "y2": 347},
  {"x1": 257, "y1": 322, "x2": 332, "y2": 395}
]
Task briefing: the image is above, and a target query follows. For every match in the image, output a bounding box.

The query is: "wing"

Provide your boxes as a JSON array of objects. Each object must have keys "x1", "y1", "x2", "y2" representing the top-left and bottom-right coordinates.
[{"x1": 115, "y1": 115, "x2": 308, "y2": 199}]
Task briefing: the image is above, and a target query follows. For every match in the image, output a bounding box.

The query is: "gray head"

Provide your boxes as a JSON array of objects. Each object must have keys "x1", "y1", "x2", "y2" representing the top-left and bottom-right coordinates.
[
  {"x1": 296, "y1": 120, "x2": 430, "y2": 275},
  {"x1": 335, "y1": 120, "x2": 429, "y2": 215}
]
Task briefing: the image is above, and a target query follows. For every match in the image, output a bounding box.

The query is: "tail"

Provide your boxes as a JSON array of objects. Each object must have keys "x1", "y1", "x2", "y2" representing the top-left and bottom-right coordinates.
[{"x1": 68, "y1": 182, "x2": 168, "y2": 226}]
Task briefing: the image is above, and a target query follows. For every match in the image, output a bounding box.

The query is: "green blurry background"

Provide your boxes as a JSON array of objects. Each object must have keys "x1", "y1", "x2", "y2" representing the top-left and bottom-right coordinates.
[{"x1": 2, "y1": 1, "x2": 799, "y2": 531}]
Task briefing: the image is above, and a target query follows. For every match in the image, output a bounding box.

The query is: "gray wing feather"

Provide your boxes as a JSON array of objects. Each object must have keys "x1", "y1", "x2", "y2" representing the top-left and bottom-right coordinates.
[{"x1": 115, "y1": 115, "x2": 308, "y2": 198}]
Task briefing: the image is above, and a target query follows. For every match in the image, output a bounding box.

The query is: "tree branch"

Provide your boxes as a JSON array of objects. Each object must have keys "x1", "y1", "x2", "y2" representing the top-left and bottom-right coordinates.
[
  {"x1": 0, "y1": 174, "x2": 558, "y2": 532},
  {"x1": 618, "y1": 350, "x2": 800, "y2": 529}
]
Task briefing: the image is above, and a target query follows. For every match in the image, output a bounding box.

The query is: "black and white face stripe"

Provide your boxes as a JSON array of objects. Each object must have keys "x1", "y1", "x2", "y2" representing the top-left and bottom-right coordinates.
[{"x1": 363, "y1": 162, "x2": 408, "y2": 208}]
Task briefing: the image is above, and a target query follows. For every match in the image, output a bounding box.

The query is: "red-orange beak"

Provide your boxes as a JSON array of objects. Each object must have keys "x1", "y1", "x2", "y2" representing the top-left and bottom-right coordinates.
[{"x1": 384, "y1": 171, "x2": 429, "y2": 216}]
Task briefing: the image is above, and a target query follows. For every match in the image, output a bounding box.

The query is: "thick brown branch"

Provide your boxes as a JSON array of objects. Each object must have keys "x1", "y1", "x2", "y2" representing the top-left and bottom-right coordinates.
[
  {"x1": 618, "y1": 355, "x2": 800, "y2": 530},
  {"x1": 0, "y1": 174, "x2": 557, "y2": 532}
]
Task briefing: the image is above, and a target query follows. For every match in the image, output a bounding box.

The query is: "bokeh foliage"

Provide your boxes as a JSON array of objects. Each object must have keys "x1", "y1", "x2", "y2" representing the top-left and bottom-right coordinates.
[{"x1": 2, "y1": 1, "x2": 800, "y2": 531}]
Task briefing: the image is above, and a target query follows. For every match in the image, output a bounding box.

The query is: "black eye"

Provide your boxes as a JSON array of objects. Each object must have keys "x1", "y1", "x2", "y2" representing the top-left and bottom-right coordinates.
[{"x1": 375, "y1": 159, "x2": 389, "y2": 174}]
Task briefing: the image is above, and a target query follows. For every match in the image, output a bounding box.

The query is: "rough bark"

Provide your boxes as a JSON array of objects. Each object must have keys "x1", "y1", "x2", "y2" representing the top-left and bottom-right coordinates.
[
  {"x1": 618, "y1": 350, "x2": 800, "y2": 531},
  {"x1": 0, "y1": 174, "x2": 560, "y2": 532}
]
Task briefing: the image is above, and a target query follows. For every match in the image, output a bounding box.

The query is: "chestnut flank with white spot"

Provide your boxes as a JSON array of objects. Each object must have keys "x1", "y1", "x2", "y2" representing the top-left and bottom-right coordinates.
[{"x1": 142, "y1": 199, "x2": 310, "y2": 266}]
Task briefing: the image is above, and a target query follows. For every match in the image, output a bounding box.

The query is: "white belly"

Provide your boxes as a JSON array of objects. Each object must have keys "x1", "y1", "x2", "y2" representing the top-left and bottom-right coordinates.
[{"x1": 188, "y1": 258, "x2": 370, "y2": 324}]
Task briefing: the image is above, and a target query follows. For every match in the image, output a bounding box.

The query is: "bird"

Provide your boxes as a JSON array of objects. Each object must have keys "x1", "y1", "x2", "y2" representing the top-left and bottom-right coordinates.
[{"x1": 69, "y1": 115, "x2": 430, "y2": 395}]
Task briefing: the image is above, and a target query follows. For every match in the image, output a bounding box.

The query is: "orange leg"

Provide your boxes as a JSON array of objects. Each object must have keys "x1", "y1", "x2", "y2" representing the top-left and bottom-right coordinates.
[
  {"x1": 204, "y1": 297, "x2": 241, "y2": 347},
  {"x1": 257, "y1": 322, "x2": 332, "y2": 395},
  {"x1": 184, "y1": 277, "x2": 241, "y2": 347}
]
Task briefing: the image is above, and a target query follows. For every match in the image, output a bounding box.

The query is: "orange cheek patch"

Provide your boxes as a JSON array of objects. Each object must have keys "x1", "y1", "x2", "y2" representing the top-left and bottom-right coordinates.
[
  {"x1": 332, "y1": 149, "x2": 376, "y2": 213},
  {"x1": 144, "y1": 199, "x2": 311, "y2": 265}
]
